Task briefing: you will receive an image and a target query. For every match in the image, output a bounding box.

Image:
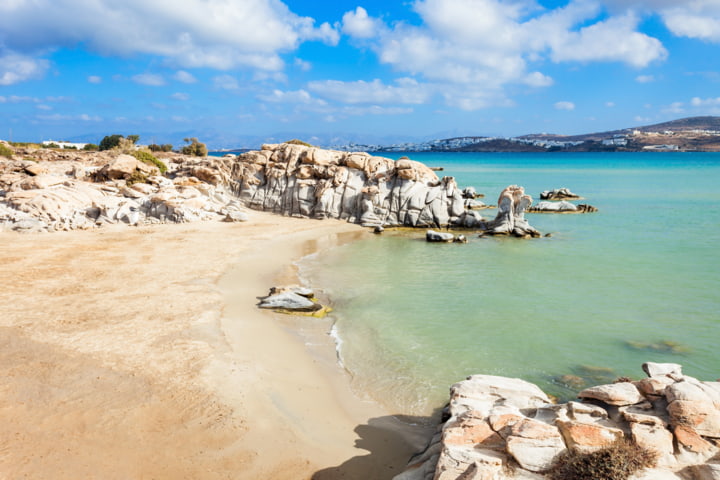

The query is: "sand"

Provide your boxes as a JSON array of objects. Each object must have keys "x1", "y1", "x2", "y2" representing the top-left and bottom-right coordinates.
[{"x1": 0, "y1": 212, "x2": 431, "y2": 479}]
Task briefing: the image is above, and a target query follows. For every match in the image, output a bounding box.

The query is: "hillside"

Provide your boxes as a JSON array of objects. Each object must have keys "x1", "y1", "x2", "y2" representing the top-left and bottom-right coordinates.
[{"x1": 364, "y1": 116, "x2": 720, "y2": 153}]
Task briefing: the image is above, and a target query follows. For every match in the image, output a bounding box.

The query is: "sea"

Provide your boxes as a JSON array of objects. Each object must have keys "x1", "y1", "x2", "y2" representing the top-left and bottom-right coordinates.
[{"x1": 295, "y1": 152, "x2": 720, "y2": 418}]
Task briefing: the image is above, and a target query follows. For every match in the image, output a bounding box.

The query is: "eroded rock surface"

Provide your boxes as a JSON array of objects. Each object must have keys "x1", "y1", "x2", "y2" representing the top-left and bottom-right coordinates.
[
  {"x1": 1, "y1": 142, "x2": 542, "y2": 234},
  {"x1": 395, "y1": 362, "x2": 720, "y2": 480}
]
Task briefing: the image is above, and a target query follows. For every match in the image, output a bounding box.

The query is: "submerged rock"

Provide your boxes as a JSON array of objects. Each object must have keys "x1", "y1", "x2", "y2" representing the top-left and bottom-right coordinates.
[{"x1": 426, "y1": 230, "x2": 455, "y2": 242}]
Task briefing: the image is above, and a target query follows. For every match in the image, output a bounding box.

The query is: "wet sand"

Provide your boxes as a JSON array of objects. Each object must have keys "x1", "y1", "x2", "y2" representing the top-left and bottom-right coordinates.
[{"x1": 0, "y1": 212, "x2": 430, "y2": 479}]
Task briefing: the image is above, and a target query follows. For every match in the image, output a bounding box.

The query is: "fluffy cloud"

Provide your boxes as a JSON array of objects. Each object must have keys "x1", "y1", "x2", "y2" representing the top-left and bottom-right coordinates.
[
  {"x1": 0, "y1": 0, "x2": 338, "y2": 71},
  {"x1": 339, "y1": 0, "x2": 668, "y2": 110},
  {"x1": 0, "y1": 51, "x2": 48, "y2": 85},
  {"x1": 87, "y1": 75, "x2": 102, "y2": 84},
  {"x1": 213, "y1": 75, "x2": 239, "y2": 90},
  {"x1": 554, "y1": 101, "x2": 576, "y2": 111},
  {"x1": 307, "y1": 78, "x2": 431, "y2": 105},
  {"x1": 132, "y1": 73, "x2": 166, "y2": 86},
  {"x1": 662, "y1": 6, "x2": 720, "y2": 43},
  {"x1": 341, "y1": 7, "x2": 384, "y2": 39},
  {"x1": 173, "y1": 71, "x2": 197, "y2": 84}
]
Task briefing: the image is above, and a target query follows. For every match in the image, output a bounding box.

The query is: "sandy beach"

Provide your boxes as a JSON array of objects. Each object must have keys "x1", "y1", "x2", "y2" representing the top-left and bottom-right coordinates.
[{"x1": 0, "y1": 212, "x2": 430, "y2": 479}]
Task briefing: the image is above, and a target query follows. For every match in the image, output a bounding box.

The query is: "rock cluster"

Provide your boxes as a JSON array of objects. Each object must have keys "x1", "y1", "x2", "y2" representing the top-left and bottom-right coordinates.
[
  {"x1": 540, "y1": 188, "x2": 581, "y2": 200},
  {"x1": 0, "y1": 142, "x2": 541, "y2": 234},
  {"x1": 528, "y1": 201, "x2": 598, "y2": 213},
  {"x1": 0, "y1": 149, "x2": 248, "y2": 232},
  {"x1": 257, "y1": 286, "x2": 331, "y2": 317},
  {"x1": 395, "y1": 363, "x2": 720, "y2": 480}
]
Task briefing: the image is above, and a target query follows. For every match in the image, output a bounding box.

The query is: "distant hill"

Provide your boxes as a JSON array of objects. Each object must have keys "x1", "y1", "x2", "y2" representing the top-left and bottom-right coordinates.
[{"x1": 362, "y1": 116, "x2": 720, "y2": 153}]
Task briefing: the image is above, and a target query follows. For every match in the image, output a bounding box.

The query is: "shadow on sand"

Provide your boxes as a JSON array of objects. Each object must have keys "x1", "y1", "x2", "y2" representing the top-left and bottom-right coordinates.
[{"x1": 312, "y1": 414, "x2": 438, "y2": 480}]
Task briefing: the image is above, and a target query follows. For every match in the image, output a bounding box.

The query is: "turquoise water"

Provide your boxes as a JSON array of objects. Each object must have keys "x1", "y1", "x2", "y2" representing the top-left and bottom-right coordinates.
[{"x1": 298, "y1": 152, "x2": 720, "y2": 416}]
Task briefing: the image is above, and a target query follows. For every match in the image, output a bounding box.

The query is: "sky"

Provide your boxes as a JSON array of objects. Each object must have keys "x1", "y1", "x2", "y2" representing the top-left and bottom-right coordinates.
[{"x1": 1, "y1": 0, "x2": 720, "y2": 148}]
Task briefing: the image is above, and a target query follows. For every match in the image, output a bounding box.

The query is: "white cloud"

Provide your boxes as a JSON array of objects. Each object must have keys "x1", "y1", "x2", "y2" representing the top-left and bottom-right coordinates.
[
  {"x1": 554, "y1": 101, "x2": 576, "y2": 111},
  {"x1": 662, "y1": 101, "x2": 685, "y2": 114},
  {"x1": 294, "y1": 58, "x2": 312, "y2": 71},
  {"x1": 691, "y1": 97, "x2": 720, "y2": 107},
  {"x1": 662, "y1": 3, "x2": 720, "y2": 43},
  {"x1": 0, "y1": 51, "x2": 49, "y2": 85},
  {"x1": 171, "y1": 92, "x2": 190, "y2": 101},
  {"x1": 0, "y1": 0, "x2": 339, "y2": 71},
  {"x1": 213, "y1": 74, "x2": 239, "y2": 90},
  {"x1": 524, "y1": 71, "x2": 554, "y2": 87},
  {"x1": 339, "y1": 0, "x2": 667, "y2": 110},
  {"x1": 606, "y1": 101, "x2": 616, "y2": 107},
  {"x1": 341, "y1": 7, "x2": 383, "y2": 39},
  {"x1": 173, "y1": 70, "x2": 197, "y2": 83},
  {"x1": 258, "y1": 89, "x2": 319, "y2": 104},
  {"x1": 545, "y1": 14, "x2": 667, "y2": 67},
  {"x1": 87, "y1": 75, "x2": 102, "y2": 84},
  {"x1": 132, "y1": 73, "x2": 165, "y2": 86},
  {"x1": 307, "y1": 78, "x2": 432, "y2": 105},
  {"x1": 636, "y1": 74, "x2": 655, "y2": 83}
]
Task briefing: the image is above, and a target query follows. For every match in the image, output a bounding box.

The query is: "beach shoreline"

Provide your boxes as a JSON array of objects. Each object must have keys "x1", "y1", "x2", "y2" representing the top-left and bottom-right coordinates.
[{"x1": 0, "y1": 212, "x2": 430, "y2": 479}]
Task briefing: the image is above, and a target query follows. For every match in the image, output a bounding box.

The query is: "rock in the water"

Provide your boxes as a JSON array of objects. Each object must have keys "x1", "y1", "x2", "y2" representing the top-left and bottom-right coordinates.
[
  {"x1": 258, "y1": 291, "x2": 321, "y2": 312},
  {"x1": 540, "y1": 188, "x2": 581, "y2": 200},
  {"x1": 426, "y1": 230, "x2": 455, "y2": 242},
  {"x1": 482, "y1": 185, "x2": 540, "y2": 237}
]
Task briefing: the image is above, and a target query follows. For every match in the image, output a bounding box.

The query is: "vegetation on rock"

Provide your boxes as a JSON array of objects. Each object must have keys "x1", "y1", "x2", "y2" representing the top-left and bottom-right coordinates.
[
  {"x1": 181, "y1": 137, "x2": 208, "y2": 157},
  {"x1": 148, "y1": 143, "x2": 173, "y2": 152},
  {"x1": 0, "y1": 143, "x2": 14, "y2": 158},
  {"x1": 284, "y1": 139, "x2": 314, "y2": 147},
  {"x1": 547, "y1": 440, "x2": 657, "y2": 480},
  {"x1": 131, "y1": 150, "x2": 167, "y2": 174},
  {"x1": 99, "y1": 134, "x2": 125, "y2": 151}
]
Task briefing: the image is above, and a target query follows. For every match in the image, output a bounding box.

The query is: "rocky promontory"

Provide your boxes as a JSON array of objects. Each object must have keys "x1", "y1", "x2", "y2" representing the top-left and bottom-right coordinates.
[
  {"x1": 395, "y1": 363, "x2": 720, "y2": 480},
  {"x1": 0, "y1": 141, "x2": 540, "y2": 235}
]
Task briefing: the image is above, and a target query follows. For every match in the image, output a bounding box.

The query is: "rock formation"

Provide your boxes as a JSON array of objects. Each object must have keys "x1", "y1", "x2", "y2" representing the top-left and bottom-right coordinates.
[
  {"x1": 540, "y1": 188, "x2": 582, "y2": 200},
  {"x1": 1, "y1": 142, "x2": 541, "y2": 235},
  {"x1": 394, "y1": 363, "x2": 720, "y2": 480},
  {"x1": 528, "y1": 201, "x2": 598, "y2": 213}
]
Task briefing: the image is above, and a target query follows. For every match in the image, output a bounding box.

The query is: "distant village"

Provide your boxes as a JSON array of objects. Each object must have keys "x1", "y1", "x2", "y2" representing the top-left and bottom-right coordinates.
[{"x1": 332, "y1": 123, "x2": 720, "y2": 153}]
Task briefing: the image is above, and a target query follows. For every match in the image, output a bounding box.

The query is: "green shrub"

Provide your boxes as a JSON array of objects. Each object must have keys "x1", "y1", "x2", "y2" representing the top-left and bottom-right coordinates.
[
  {"x1": 181, "y1": 137, "x2": 208, "y2": 157},
  {"x1": 149, "y1": 143, "x2": 173, "y2": 152},
  {"x1": 99, "y1": 134, "x2": 124, "y2": 151},
  {"x1": 83, "y1": 143, "x2": 99, "y2": 151},
  {"x1": 0, "y1": 143, "x2": 14, "y2": 158},
  {"x1": 131, "y1": 150, "x2": 167, "y2": 174},
  {"x1": 42, "y1": 142, "x2": 60, "y2": 149},
  {"x1": 547, "y1": 440, "x2": 657, "y2": 480},
  {"x1": 284, "y1": 139, "x2": 313, "y2": 147},
  {"x1": 126, "y1": 170, "x2": 149, "y2": 186}
]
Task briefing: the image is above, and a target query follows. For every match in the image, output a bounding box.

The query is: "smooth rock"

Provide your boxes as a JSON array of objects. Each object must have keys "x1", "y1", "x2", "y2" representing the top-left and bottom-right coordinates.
[
  {"x1": 578, "y1": 382, "x2": 645, "y2": 406},
  {"x1": 426, "y1": 230, "x2": 455, "y2": 242},
  {"x1": 257, "y1": 292, "x2": 321, "y2": 312},
  {"x1": 643, "y1": 362, "x2": 683, "y2": 378}
]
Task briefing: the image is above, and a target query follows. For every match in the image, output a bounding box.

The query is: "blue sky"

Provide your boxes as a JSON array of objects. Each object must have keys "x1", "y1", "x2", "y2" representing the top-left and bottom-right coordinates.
[{"x1": 1, "y1": 0, "x2": 720, "y2": 148}]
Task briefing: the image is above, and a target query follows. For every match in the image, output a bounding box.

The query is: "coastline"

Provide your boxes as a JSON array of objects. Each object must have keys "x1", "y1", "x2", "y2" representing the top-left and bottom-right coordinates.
[{"x1": 0, "y1": 212, "x2": 429, "y2": 479}]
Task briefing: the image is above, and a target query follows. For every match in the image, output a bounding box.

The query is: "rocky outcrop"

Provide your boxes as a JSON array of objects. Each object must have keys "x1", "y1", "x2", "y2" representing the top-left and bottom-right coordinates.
[
  {"x1": 528, "y1": 201, "x2": 598, "y2": 213},
  {"x1": 257, "y1": 286, "x2": 331, "y2": 317},
  {"x1": 395, "y1": 363, "x2": 720, "y2": 480},
  {"x1": 480, "y1": 185, "x2": 540, "y2": 237},
  {"x1": 540, "y1": 188, "x2": 581, "y2": 200},
  {"x1": 0, "y1": 143, "x2": 541, "y2": 234}
]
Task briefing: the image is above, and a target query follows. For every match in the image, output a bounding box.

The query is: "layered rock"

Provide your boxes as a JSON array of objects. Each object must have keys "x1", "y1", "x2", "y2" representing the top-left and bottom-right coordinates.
[
  {"x1": 540, "y1": 188, "x2": 581, "y2": 200},
  {"x1": 0, "y1": 142, "x2": 541, "y2": 234},
  {"x1": 528, "y1": 201, "x2": 598, "y2": 213},
  {"x1": 395, "y1": 363, "x2": 720, "y2": 480}
]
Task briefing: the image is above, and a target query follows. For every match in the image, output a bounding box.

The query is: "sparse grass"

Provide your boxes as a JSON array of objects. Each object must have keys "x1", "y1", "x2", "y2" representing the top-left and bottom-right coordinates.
[
  {"x1": 284, "y1": 139, "x2": 314, "y2": 147},
  {"x1": 131, "y1": 150, "x2": 167, "y2": 174},
  {"x1": 546, "y1": 440, "x2": 658, "y2": 480},
  {"x1": 0, "y1": 143, "x2": 14, "y2": 158},
  {"x1": 126, "y1": 170, "x2": 149, "y2": 186}
]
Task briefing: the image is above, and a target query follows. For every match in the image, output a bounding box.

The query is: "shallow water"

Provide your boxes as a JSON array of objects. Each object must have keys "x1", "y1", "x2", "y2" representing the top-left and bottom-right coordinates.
[{"x1": 298, "y1": 152, "x2": 720, "y2": 416}]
